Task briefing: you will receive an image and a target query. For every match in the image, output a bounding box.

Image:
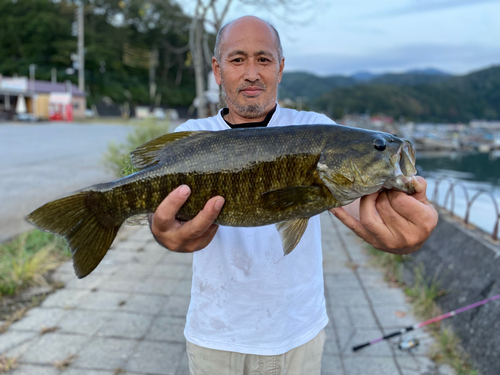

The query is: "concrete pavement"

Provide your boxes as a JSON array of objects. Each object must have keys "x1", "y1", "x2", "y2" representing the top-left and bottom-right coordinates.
[{"x1": 0, "y1": 213, "x2": 455, "y2": 375}]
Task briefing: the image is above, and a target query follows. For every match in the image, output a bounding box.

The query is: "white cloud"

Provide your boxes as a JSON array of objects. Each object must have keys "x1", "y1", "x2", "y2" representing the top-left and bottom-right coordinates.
[{"x1": 283, "y1": 43, "x2": 500, "y2": 76}]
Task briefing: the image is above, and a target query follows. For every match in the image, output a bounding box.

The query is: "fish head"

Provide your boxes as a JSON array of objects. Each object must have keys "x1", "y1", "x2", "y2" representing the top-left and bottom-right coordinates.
[{"x1": 317, "y1": 130, "x2": 417, "y2": 205}]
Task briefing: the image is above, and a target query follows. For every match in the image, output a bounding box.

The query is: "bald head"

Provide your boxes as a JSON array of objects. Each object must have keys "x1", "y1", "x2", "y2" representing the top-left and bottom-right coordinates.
[{"x1": 214, "y1": 16, "x2": 283, "y2": 63}]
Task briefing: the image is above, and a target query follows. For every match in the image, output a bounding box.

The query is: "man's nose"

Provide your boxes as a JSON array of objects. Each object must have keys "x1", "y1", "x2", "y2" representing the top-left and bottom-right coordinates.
[{"x1": 244, "y1": 60, "x2": 260, "y2": 81}]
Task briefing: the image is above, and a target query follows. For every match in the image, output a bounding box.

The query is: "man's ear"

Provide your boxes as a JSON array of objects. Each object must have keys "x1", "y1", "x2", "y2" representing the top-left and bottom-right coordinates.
[
  {"x1": 277, "y1": 57, "x2": 285, "y2": 83},
  {"x1": 213, "y1": 57, "x2": 222, "y2": 85}
]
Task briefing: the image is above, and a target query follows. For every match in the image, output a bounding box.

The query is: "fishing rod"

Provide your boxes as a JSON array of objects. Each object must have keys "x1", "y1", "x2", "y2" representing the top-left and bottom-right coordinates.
[{"x1": 352, "y1": 293, "x2": 500, "y2": 352}]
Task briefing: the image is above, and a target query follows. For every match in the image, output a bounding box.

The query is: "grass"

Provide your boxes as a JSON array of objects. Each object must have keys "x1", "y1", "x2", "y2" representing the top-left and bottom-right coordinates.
[
  {"x1": 101, "y1": 119, "x2": 170, "y2": 178},
  {"x1": 0, "y1": 229, "x2": 71, "y2": 297},
  {"x1": 366, "y1": 245, "x2": 479, "y2": 375},
  {"x1": 404, "y1": 264, "x2": 446, "y2": 318},
  {"x1": 366, "y1": 246, "x2": 407, "y2": 285}
]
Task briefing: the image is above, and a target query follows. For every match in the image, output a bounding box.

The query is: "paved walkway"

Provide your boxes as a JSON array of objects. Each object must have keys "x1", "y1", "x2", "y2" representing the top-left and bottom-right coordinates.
[{"x1": 0, "y1": 213, "x2": 455, "y2": 375}]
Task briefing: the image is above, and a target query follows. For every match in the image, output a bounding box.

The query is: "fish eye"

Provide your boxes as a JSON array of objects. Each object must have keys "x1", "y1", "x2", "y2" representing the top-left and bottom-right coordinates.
[{"x1": 373, "y1": 138, "x2": 386, "y2": 151}]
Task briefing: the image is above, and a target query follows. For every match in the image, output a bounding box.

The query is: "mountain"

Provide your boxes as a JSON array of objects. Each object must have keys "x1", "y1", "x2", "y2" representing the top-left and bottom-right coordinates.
[
  {"x1": 278, "y1": 72, "x2": 356, "y2": 101},
  {"x1": 279, "y1": 68, "x2": 454, "y2": 101},
  {"x1": 351, "y1": 71, "x2": 379, "y2": 82},
  {"x1": 312, "y1": 66, "x2": 500, "y2": 123}
]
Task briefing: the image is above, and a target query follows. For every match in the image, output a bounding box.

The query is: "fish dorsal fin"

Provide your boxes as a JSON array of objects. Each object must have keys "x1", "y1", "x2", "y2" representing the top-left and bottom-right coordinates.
[
  {"x1": 275, "y1": 218, "x2": 309, "y2": 255},
  {"x1": 130, "y1": 131, "x2": 208, "y2": 169},
  {"x1": 261, "y1": 186, "x2": 322, "y2": 211}
]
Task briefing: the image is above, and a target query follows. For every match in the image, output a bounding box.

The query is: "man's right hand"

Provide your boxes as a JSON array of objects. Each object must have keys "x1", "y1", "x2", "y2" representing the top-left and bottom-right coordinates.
[{"x1": 150, "y1": 185, "x2": 225, "y2": 253}]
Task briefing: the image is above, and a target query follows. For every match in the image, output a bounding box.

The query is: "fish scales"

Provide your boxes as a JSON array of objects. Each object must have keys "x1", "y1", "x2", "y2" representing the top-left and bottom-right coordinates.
[{"x1": 27, "y1": 124, "x2": 417, "y2": 278}]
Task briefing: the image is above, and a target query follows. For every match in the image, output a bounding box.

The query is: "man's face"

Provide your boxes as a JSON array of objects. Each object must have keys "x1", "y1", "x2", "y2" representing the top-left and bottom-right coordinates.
[{"x1": 212, "y1": 18, "x2": 285, "y2": 122}]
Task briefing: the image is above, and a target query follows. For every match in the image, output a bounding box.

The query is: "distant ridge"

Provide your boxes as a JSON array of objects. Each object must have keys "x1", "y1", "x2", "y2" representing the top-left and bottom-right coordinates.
[{"x1": 279, "y1": 65, "x2": 500, "y2": 122}]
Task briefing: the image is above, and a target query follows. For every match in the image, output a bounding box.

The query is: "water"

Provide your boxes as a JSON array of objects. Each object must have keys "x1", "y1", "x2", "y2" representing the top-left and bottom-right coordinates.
[{"x1": 416, "y1": 151, "x2": 500, "y2": 238}]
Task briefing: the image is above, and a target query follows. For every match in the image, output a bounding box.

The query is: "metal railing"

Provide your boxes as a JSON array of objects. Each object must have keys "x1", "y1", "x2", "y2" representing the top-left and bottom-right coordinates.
[{"x1": 431, "y1": 177, "x2": 500, "y2": 241}]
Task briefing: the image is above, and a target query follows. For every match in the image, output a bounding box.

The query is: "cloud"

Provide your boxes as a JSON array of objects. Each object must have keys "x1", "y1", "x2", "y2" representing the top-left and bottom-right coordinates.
[
  {"x1": 374, "y1": 0, "x2": 499, "y2": 17},
  {"x1": 283, "y1": 43, "x2": 500, "y2": 76}
]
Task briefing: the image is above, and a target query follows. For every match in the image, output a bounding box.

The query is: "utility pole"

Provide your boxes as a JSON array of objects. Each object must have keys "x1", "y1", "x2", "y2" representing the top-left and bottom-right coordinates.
[
  {"x1": 29, "y1": 64, "x2": 37, "y2": 92},
  {"x1": 77, "y1": 1, "x2": 85, "y2": 93}
]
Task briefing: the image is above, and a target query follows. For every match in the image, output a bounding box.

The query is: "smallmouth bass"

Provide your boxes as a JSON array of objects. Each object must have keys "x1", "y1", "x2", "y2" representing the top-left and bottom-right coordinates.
[{"x1": 27, "y1": 124, "x2": 417, "y2": 278}]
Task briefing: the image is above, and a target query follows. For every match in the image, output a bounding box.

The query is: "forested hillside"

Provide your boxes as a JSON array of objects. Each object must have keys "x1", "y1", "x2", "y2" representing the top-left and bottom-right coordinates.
[
  {"x1": 279, "y1": 66, "x2": 500, "y2": 122},
  {"x1": 0, "y1": 0, "x2": 199, "y2": 107}
]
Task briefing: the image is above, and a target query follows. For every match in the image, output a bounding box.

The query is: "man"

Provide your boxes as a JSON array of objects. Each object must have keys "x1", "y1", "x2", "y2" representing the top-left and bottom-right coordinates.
[{"x1": 150, "y1": 16, "x2": 438, "y2": 375}]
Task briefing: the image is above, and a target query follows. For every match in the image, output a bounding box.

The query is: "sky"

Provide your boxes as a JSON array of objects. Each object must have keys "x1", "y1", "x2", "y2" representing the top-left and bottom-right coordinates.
[{"x1": 181, "y1": 0, "x2": 500, "y2": 76}]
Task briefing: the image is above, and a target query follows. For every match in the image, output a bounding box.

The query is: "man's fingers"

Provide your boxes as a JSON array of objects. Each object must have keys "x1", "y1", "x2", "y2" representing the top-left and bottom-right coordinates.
[
  {"x1": 411, "y1": 176, "x2": 430, "y2": 203},
  {"x1": 154, "y1": 185, "x2": 191, "y2": 229},
  {"x1": 177, "y1": 196, "x2": 225, "y2": 239},
  {"x1": 331, "y1": 207, "x2": 377, "y2": 245}
]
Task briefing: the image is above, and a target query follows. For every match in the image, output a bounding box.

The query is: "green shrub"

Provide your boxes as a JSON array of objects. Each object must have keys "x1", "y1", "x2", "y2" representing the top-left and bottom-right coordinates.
[{"x1": 102, "y1": 120, "x2": 170, "y2": 177}]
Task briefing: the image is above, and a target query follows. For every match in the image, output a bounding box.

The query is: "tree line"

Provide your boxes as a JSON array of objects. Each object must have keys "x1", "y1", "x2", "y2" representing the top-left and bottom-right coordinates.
[
  {"x1": 0, "y1": 0, "x2": 198, "y2": 108},
  {"x1": 279, "y1": 66, "x2": 500, "y2": 123}
]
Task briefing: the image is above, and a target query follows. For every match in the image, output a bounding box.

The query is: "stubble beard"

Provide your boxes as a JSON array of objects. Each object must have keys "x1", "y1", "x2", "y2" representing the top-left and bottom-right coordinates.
[{"x1": 221, "y1": 77, "x2": 268, "y2": 120}]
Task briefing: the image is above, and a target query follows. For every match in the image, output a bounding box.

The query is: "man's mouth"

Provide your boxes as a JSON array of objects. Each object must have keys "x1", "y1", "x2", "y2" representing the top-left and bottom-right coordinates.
[{"x1": 239, "y1": 86, "x2": 265, "y2": 97}]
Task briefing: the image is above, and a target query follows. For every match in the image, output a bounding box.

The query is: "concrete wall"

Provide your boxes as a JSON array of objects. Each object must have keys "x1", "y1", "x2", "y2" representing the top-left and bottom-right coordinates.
[{"x1": 403, "y1": 213, "x2": 500, "y2": 375}]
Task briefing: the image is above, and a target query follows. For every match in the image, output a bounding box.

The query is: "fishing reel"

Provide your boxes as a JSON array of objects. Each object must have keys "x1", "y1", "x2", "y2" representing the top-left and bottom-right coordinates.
[{"x1": 398, "y1": 335, "x2": 420, "y2": 351}]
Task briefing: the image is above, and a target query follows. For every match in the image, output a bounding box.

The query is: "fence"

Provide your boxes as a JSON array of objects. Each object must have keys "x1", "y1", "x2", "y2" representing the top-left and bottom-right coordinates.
[{"x1": 430, "y1": 177, "x2": 500, "y2": 241}]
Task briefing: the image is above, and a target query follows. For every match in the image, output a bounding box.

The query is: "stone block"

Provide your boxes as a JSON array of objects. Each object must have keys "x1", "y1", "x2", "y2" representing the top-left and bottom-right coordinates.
[
  {"x1": 0, "y1": 331, "x2": 37, "y2": 354},
  {"x1": 98, "y1": 311, "x2": 154, "y2": 339},
  {"x1": 173, "y1": 280, "x2": 192, "y2": 297},
  {"x1": 134, "y1": 278, "x2": 179, "y2": 296},
  {"x1": 10, "y1": 365, "x2": 60, "y2": 375},
  {"x1": 326, "y1": 288, "x2": 369, "y2": 307},
  {"x1": 160, "y1": 296, "x2": 191, "y2": 318},
  {"x1": 365, "y1": 287, "x2": 408, "y2": 307},
  {"x1": 321, "y1": 354, "x2": 344, "y2": 375},
  {"x1": 112, "y1": 264, "x2": 157, "y2": 280},
  {"x1": 343, "y1": 356, "x2": 399, "y2": 375},
  {"x1": 373, "y1": 305, "x2": 418, "y2": 329},
  {"x1": 126, "y1": 340, "x2": 185, "y2": 375},
  {"x1": 324, "y1": 273, "x2": 361, "y2": 290},
  {"x1": 62, "y1": 369, "x2": 116, "y2": 375},
  {"x1": 41, "y1": 290, "x2": 90, "y2": 309},
  {"x1": 323, "y1": 327, "x2": 340, "y2": 355},
  {"x1": 357, "y1": 270, "x2": 389, "y2": 289},
  {"x1": 146, "y1": 316, "x2": 186, "y2": 343},
  {"x1": 19, "y1": 333, "x2": 89, "y2": 363},
  {"x1": 163, "y1": 252, "x2": 193, "y2": 265},
  {"x1": 9, "y1": 308, "x2": 67, "y2": 332},
  {"x1": 121, "y1": 294, "x2": 168, "y2": 315},
  {"x1": 58, "y1": 310, "x2": 113, "y2": 335},
  {"x1": 73, "y1": 337, "x2": 137, "y2": 370},
  {"x1": 98, "y1": 278, "x2": 140, "y2": 293},
  {"x1": 81, "y1": 291, "x2": 131, "y2": 311},
  {"x1": 151, "y1": 264, "x2": 189, "y2": 281},
  {"x1": 175, "y1": 350, "x2": 189, "y2": 375}
]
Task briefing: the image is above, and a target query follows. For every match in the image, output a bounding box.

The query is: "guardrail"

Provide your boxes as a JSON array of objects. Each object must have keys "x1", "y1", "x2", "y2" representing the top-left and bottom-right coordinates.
[{"x1": 431, "y1": 177, "x2": 500, "y2": 241}]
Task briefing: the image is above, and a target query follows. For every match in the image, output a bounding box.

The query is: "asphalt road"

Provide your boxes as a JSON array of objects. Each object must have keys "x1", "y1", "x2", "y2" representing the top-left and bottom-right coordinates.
[{"x1": 1, "y1": 122, "x2": 135, "y2": 242}]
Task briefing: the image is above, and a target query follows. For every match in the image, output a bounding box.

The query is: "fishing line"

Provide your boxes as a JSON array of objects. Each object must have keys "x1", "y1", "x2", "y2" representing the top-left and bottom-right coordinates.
[{"x1": 352, "y1": 293, "x2": 500, "y2": 352}]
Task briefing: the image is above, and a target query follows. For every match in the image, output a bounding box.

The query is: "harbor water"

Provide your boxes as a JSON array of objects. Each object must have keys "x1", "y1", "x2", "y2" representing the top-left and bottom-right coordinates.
[{"x1": 416, "y1": 151, "x2": 500, "y2": 238}]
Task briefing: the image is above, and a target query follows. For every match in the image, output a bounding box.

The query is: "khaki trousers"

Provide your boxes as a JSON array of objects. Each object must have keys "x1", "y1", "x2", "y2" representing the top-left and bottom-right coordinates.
[{"x1": 186, "y1": 330, "x2": 326, "y2": 375}]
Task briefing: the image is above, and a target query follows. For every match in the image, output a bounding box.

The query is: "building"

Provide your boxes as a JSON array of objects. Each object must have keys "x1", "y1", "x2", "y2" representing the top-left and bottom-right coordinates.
[{"x1": 0, "y1": 75, "x2": 86, "y2": 121}]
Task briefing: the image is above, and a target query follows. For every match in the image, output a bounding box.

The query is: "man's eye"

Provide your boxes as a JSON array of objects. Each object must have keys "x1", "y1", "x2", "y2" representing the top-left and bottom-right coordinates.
[
  {"x1": 258, "y1": 57, "x2": 270, "y2": 63},
  {"x1": 231, "y1": 58, "x2": 243, "y2": 63}
]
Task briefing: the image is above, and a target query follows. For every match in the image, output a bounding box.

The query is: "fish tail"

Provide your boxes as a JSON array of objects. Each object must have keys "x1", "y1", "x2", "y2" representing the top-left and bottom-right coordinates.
[{"x1": 27, "y1": 191, "x2": 123, "y2": 279}]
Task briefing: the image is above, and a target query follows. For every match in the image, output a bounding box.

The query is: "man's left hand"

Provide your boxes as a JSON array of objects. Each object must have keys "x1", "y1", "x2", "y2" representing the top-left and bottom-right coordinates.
[{"x1": 330, "y1": 176, "x2": 438, "y2": 254}]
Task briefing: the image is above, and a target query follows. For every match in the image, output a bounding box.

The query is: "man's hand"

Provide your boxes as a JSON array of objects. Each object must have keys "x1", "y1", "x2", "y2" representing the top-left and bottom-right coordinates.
[
  {"x1": 150, "y1": 185, "x2": 225, "y2": 253},
  {"x1": 330, "y1": 176, "x2": 438, "y2": 254}
]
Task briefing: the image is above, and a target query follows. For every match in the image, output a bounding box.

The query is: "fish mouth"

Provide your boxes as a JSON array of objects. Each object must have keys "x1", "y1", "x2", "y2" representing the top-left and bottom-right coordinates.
[{"x1": 383, "y1": 140, "x2": 417, "y2": 194}]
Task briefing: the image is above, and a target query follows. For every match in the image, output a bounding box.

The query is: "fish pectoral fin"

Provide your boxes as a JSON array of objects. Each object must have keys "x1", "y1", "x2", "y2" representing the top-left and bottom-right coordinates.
[
  {"x1": 130, "y1": 131, "x2": 209, "y2": 169},
  {"x1": 276, "y1": 218, "x2": 309, "y2": 255},
  {"x1": 261, "y1": 186, "x2": 322, "y2": 211}
]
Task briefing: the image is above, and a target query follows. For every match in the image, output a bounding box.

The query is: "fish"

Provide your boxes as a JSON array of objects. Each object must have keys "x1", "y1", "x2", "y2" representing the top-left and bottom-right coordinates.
[{"x1": 27, "y1": 124, "x2": 417, "y2": 278}]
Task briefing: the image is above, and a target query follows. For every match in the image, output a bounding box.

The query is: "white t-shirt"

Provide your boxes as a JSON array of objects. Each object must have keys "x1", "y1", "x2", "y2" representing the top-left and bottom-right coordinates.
[{"x1": 176, "y1": 104, "x2": 335, "y2": 355}]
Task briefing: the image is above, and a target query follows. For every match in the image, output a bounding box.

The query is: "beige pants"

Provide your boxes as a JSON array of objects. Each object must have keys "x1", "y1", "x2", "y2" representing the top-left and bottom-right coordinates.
[{"x1": 186, "y1": 330, "x2": 326, "y2": 375}]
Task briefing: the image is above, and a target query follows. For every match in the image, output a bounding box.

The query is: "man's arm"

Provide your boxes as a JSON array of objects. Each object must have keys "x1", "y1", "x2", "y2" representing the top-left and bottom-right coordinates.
[
  {"x1": 150, "y1": 185, "x2": 225, "y2": 252},
  {"x1": 330, "y1": 176, "x2": 438, "y2": 254}
]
